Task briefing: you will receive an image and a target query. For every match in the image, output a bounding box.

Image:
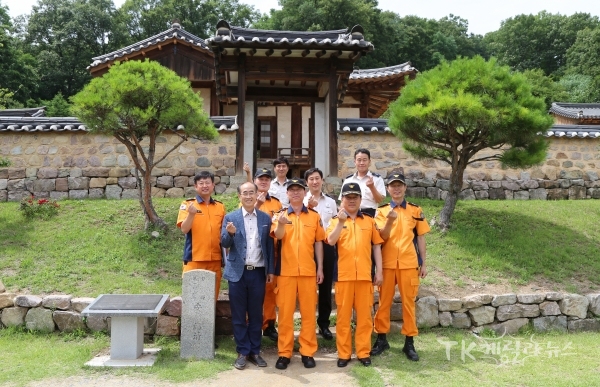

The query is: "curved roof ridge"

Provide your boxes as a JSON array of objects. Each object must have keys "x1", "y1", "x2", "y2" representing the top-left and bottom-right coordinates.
[
  {"x1": 549, "y1": 102, "x2": 600, "y2": 119},
  {"x1": 89, "y1": 23, "x2": 208, "y2": 68}
]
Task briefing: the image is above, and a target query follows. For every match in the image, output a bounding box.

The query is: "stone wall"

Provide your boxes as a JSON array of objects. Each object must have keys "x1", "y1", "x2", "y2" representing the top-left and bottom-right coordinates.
[
  {"x1": 0, "y1": 131, "x2": 238, "y2": 202},
  {"x1": 2, "y1": 289, "x2": 598, "y2": 336},
  {"x1": 338, "y1": 132, "x2": 600, "y2": 200}
]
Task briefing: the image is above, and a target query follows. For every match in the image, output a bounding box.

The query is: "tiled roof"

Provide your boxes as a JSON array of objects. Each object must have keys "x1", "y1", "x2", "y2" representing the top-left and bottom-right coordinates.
[
  {"x1": 549, "y1": 102, "x2": 600, "y2": 119},
  {"x1": 0, "y1": 107, "x2": 46, "y2": 117},
  {"x1": 0, "y1": 116, "x2": 238, "y2": 132},
  {"x1": 337, "y1": 118, "x2": 391, "y2": 133},
  {"x1": 545, "y1": 124, "x2": 600, "y2": 138},
  {"x1": 349, "y1": 62, "x2": 416, "y2": 80},
  {"x1": 207, "y1": 20, "x2": 372, "y2": 50},
  {"x1": 88, "y1": 23, "x2": 209, "y2": 69}
]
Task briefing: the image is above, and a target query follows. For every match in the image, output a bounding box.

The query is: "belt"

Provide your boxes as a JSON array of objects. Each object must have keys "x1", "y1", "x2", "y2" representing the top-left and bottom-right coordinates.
[{"x1": 244, "y1": 265, "x2": 263, "y2": 270}]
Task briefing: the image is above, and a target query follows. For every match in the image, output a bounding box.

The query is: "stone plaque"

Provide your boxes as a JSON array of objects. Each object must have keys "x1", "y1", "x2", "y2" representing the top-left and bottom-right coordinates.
[
  {"x1": 90, "y1": 294, "x2": 163, "y2": 311},
  {"x1": 180, "y1": 270, "x2": 216, "y2": 359}
]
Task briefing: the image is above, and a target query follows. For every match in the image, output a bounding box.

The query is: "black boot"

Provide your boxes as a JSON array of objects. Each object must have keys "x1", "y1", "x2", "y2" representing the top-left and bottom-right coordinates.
[
  {"x1": 402, "y1": 336, "x2": 419, "y2": 361},
  {"x1": 370, "y1": 333, "x2": 390, "y2": 356},
  {"x1": 263, "y1": 321, "x2": 278, "y2": 341}
]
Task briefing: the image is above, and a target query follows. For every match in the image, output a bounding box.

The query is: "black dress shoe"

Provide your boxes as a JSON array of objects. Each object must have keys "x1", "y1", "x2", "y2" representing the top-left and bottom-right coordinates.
[
  {"x1": 402, "y1": 344, "x2": 420, "y2": 361},
  {"x1": 337, "y1": 358, "x2": 351, "y2": 367},
  {"x1": 247, "y1": 354, "x2": 268, "y2": 367},
  {"x1": 370, "y1": 335, "x2": 390, "y2": 356},
  {"x1": 319, "y1": 326, "x2": 333, "y2": 340},
  {"x1": 275, "y1": 356, "x2": 290, "y2": 369},
  {"x1": 234, "y1": 354, "x2": 246, "y2": 370},
  {"x1": 358, "y1": 357, "x2": 372, "y2": 366},
  {"x1": 301, "y1": 355, "x2": 316, "y2": 368},
  {"x1": 263, "y1": 325, "x2": 278, "y2": 341}
]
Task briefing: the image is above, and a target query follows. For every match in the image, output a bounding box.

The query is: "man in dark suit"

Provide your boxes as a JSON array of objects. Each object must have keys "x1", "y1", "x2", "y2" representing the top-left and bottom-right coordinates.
[{"x1": 221, "y1": 182, "x2": 275, "y2": 370}]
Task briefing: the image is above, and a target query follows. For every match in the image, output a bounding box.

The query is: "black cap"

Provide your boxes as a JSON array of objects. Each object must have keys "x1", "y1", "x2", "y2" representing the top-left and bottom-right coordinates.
[
  {"x1": 340, "y1": 182, "x2": 362, "y2": 196},
  {"x1": 286, "y1": 178, "x2": 307, "y2": 190},
  {"x1": 386, "y1": 173, "x2": 406, "y2": 185},
  {"x1": 254, "y1": 168, "x2": 273, "y2": 179}
]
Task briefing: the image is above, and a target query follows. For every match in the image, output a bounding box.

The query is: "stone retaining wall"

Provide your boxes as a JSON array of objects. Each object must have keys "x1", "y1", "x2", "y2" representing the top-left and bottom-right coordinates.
[
  {"x1": 338, "y1": 132, "x2": 600, "y2": 200},
  {"x1": 0, "y1": 131, "x2": 238, "y2": 202},
  {"x1": 1, "y1": 289, "x2": 598, "y2": 336}
]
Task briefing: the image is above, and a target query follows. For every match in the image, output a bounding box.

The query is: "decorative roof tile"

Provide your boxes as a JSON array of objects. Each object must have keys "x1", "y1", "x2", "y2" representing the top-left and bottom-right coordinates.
[
  {"x1": 549, "y1": 102, "x2": 600, "y2": 119},
  {"x1": 349, "y1": 62, "x2": 416, "y2": 80},
  {"x1": 88, "y1": 23, "x2": 209, "y2": 69},
  {"x1": 337, "y1": 118, "x2": 391, "y2": 133},
  {"x1": 545, "y1": 124, "x2": 600, "y2": 138},
  {"x1": 0, "y1": 107, "x2": 46, "y2": 117},
  {"x1": 0, "y1": 116, "x2": 238, "y2": 132}
]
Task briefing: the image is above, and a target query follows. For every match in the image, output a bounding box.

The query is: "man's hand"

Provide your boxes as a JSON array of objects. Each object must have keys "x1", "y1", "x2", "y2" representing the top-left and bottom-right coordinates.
[
  {"x1": 337, "y1": 207, "x2": 348, "y2": 223},
  {"x1": 419, "y1": 264, "x2": 428, "y2": 279},
  {"x1": 256, "y1": 191, "x2": 266, "y2": 208},
  {"x1": 226, "y1": 222, "x2": 236, "y2": 235},
  {"x1": 187, "y1": 203, "x2": 198, "y2": 216},
  {"x1": 243, "y1": 162, "x2": 250, "y2": 174},
  {"x1": 316, "y1": 269, "x2": 324, "y2": 284},
  {"x1": 267, "y1": 274, "x2": 275, "y2": 283},
  {"x1": 307, "y1": 195, "x2": 318, "y2": 209},
  {"x1": 373, "y1": 271, "x2": 383, "y2": 286},
  {"x1": 366, "y1": 175, "x2": 374, "y2": 188},
  {"x1": 386, "y1": 209, "x2": 397, "y2": 222},
  {"x1": 277, "y1": 212, "x2": 291, "y2": 225}
]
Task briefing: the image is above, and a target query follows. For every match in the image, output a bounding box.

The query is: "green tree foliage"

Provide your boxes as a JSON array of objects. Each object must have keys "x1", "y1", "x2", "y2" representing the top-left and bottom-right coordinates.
[
  {"x1": 388, "y1": 57, "x2": 553, "y2": 229},
  {"x1": 41, "y1": 92, "x2": 72, "y2": 116},
  {"x1": 558, "y1": 74, "x2": 600, "y2": 103},
  {"x1": 522, "y1": 69, "x2": 569, "y2": 110},
  {"x1": 566, "y1": 27, "x2": 600, "y2": 78},
  {"x1": 484, "y1": 12, "x2": 600, "y2": 76},
  {"x1": 23, "y1": 0, "x2": 129, "y2": 101},
  {"x1": 119, "y1": 0, "x2": 261, "y2": 42},
  {"x1": 0, "y1": 2, "x2": 37, "y2": 105},
  {"x1": 71, "y1": 60, "x2": 217, "y2": 228}
]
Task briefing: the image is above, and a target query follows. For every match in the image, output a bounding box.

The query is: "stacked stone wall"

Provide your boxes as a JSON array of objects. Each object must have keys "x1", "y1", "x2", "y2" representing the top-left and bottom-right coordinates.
[
  {"x1": 1, "y1": 289, "x2": 598, "y2": 336},
  {"x1": 338, "y1": 133, "x2": 600, "y2": 200},
  {"x1": 0, "y1": 131, "x2": 237, "y2": 201}
]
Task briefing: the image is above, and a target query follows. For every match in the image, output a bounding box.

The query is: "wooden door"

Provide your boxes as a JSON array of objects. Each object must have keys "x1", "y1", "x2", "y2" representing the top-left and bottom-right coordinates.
[{"x1": 257, "y1": 117, "x2": 277, "y2": 159}]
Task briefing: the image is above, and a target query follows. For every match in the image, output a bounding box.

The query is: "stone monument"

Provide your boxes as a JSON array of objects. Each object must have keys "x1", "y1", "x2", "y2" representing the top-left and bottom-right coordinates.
[{"x1": 180, "y1": 269, "x2": 216, "y2": 359}]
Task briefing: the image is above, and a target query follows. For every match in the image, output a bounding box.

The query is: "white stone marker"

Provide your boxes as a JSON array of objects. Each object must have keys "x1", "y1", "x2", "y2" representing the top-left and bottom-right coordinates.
[{"x1": 180, "y1": 269, "x2": 216, "y2": 359}]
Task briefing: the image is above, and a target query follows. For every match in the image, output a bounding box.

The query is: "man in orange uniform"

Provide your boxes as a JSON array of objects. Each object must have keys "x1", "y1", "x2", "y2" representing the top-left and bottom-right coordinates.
[
  {"x1": 177, "y1": 171, "x2": 225, "y2": 299},
  {"x1": 271, "y1": 178, "x2": 325, "y2": 370},
  {"x1": 253, "y1": 167, "x2": 282, "y2": 341},
  {"x1": 371, "y1": 172, "x2": 430, "y2": 361},
  {"x1": 326, "y1": 183, "x2": 383, "y2": 367}
]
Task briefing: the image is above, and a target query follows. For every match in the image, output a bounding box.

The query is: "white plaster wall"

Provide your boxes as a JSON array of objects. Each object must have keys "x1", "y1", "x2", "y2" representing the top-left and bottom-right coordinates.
[
  {"x1": 223, "y1": 104, "x2": 237, "y2": 116},
  {"x1": 277, "y1": 106, "x2": 292, "y2": 149},
  {"x1": 314, "y1": 102, "x2": 329, "y2": 175},
  {"x1": 337, "y1": 107, "x2": 360, "y2": 119},
  {"x1": 302, "y1": 106, "x2": 311, "y2": 149},
  {"x1": 244, "y1": 101, "x2": 255, "y2": 173},
  {"x1": 194, "y1": 88, "x2": 212, "y2": 115},
  {"x1": 258, "y1": 106, "x2": 277, "y2": 116}
]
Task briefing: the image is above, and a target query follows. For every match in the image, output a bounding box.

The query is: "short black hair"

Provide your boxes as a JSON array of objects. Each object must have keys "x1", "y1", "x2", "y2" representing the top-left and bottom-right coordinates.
[
  {"x1": 237, "y1": 182, "x2": 258, "y2": 194},
  {"x1": 354, "y1": 148, "x2": 371, "y2": 159},
  {"x1": 194, "y1": 171, "x2": 214, "y2": 183},
  {"x1": 272, "y1": 157, "x2": 289, "y2": 167},
  {"x1": 304, "y1": 167, "x2": 323, "y2": 180}
]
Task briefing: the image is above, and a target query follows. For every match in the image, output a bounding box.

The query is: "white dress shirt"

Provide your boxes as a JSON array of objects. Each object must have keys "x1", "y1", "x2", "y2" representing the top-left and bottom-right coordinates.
[
  {"x1": 268, "y1": 178, "x2": 290, "y2": 207},
  {"x1": 242, "y1": 208, "x2": 264, "y2": 267},
  {"x1": 339, "y1": 171, "x2": 386, "y2": 209},
  {"x1": 304, "y1": 191, "x2": 337, "y2": 229}
]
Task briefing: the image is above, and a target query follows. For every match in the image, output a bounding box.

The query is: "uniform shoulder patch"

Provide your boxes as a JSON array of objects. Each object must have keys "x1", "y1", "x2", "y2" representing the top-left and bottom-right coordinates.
[
  {"x1": 371, "y1": 172, "x2": 381, "y2": 177},
  {"x1": 179, "y1": 203, "x2": 188, "y2": 210},
  {"x1": 270, "y1": 196, "x2": 281, "y2": 202},
  {"x1": 213, "y1": 199, "x2": 223, "y2": 204},
  {"x1": 345, "y1": 173, "x2": 354, "y2": 179},
  {"x1": 324, "y1": 193, "x2": 335, "y2": 200},
  {"x1": 407, "y1": 201, "x2": 420, "y2": 207},
  {"x1": 185, "y1": 197, "x2": 195, "y2": 201},
  {"x1": 362, "y1": 212, "x2": 374, "y2": 218},
  {"x1": 308, "y1": 208, "x2": 319, "y2": 214},
  {"x1": 378, "y1": 203, "x2": 390, "y2": 208}
]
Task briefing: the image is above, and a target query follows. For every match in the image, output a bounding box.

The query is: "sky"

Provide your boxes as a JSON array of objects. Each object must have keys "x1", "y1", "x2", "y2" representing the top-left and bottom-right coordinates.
[{"x1": 5, "y1": 0, "x2": 600, "y2": 36}]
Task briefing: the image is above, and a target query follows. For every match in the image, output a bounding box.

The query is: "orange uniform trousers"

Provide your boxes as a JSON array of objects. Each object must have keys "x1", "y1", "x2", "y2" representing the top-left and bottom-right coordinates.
[
  {"x1": 335, "y1": 280, "x2": 374, "y2": 360},
  {"x1": 182, "y1": 260, "x2": 222, "y2": 301},
  {"x1": 262, "y1": 276, "x2": 278, "y2": 329},
  {"x1": 374, "y1": 268, "x2": 420, "y2": 337},
  {"x1": 275, "y1": 275, "x2": 318, "y2": 358}
]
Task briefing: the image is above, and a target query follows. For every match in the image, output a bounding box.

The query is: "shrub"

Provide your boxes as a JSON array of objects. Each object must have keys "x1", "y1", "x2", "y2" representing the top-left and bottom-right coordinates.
[
  {"x1": 0, "y1": 157, "x2": 11, "y2": 167},
  {"x1": 19, "y1": 196, "x2": 60, "y2": 219}
]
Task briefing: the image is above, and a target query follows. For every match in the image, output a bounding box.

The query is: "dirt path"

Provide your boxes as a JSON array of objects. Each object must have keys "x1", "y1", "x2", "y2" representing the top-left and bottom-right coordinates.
[{"x1": 22, "y1": 348, "x2": 357, "y2": 387}]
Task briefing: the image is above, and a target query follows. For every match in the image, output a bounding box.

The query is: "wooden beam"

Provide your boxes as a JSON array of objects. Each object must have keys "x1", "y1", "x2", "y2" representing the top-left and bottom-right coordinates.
[
  {"x1": 246, "y1": 95, "x2": 325, "y2": 103},
  {"x1": 237, "y1": 53, "x2": 246, "y2": 174},
  {"x1": 315, "y1": 50, "x2": 327, "y2": 58},
  {"x1": 233, "y1": 48, "x2": 240, "y2": 55},
  {"x1": 246, "y1": 73, "x2": 329, "y2": 81},
  {"x1": 301, "y1": 80, "x2": 306, "y2": 87},
  {"x1": 281, "y1": 49, "x2": 292, "y2": 57},
  {"x1": 270, "y1": 80, "x2": 275, "y2": 86},
  {"x1": 255, "y1": 79, "x2": 260, "y2": 85},
  {"x1": 248, "y1": 48, "x2": 256, "y2": 56},
  {"x1": 301, "y1": 49, "x2": 310, "y2": 57},
  {"x1": 284, "y1": 80, "x2": 290, "y2": 86},
  {"x1": 265, "y1": 48, "x2": 274, "y2": 57},
  {"x1": 330, "y1": 50, "x2": 342, "y2": 58}
]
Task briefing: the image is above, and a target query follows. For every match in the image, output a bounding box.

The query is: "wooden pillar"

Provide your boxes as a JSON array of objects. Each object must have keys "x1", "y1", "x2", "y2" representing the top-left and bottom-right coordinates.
[
  {"x1": 360, "y1": 92, "x2": 369, "y2": 118},
  {"x1": 309, "y1": 103, "x2": 315, "y2": 167},
  {"x1": 328, "y1": 61, "x2": 338, "y2": 176},
  {"x1": 291, "y1": 105, "x2": 302, "y2": 149},
  {"x1": 236, "y1": 53, "x2": 246, "y2": 174},
  {"x1": 210, "y1": 85, "x2": 220, "y2": 116}
]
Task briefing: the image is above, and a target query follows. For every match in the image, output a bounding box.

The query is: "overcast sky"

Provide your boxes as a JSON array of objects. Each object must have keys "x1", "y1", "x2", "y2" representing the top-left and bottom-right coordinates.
[{"x1": 5, "y1": 0, "x2": 600, "y2": 35}]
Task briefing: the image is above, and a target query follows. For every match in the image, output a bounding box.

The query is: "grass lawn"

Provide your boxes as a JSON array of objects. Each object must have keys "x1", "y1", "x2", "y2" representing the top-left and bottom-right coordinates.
[{"x1": 1, "y1": 196, "x2": 599, "y2": 296}]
